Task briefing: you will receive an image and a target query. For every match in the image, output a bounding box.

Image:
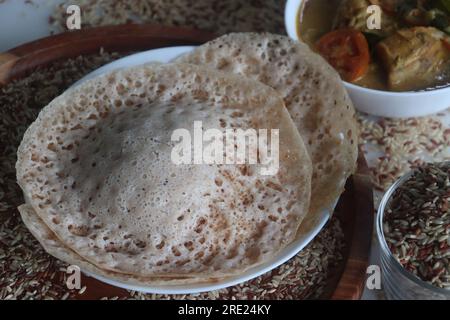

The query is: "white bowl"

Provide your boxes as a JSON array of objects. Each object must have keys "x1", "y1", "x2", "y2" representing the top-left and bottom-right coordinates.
[
  {"x1": 285, "y1": 0, "x2": 450, "y2": 118},
  {"x1": 71, "y1": 46, "x2": 335, "y2": 294}
]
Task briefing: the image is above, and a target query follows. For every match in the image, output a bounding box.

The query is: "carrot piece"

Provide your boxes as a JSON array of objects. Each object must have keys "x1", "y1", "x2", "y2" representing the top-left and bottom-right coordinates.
[{"x1": 316, "y1": 29, "x2": 370, "y2": 82}]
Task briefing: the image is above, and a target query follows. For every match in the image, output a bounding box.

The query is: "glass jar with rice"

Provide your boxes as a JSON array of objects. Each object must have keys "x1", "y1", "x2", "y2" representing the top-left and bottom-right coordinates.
[{"x1": 377, "y1": 161, "x2": 450, "y2": 300}]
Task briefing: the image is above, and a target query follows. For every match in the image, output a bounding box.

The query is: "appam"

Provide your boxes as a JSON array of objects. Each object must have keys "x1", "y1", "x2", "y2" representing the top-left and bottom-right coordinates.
[
  {"x1": 16, "y1": 63, "x2": 312, "y2": 279},
  {"x1": 18, "y1": 204, "x2": 221, "y2": 286},
  {"x1": 176, "y1": 33, "x2": 359, "y2": 215}
]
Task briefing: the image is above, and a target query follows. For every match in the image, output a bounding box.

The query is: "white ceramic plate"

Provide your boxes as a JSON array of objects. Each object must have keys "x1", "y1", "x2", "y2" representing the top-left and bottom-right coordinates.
[
  {"x1": 74, "y1": 46, "x2": 333, "y2": 294},
  {"x1": 0, "y1": 0, "x2": 65, "y2": 52}
]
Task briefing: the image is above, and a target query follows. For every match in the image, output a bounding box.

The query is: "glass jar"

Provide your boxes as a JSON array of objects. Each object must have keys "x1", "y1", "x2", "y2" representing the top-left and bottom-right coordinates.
[{"x1": 376, "y1": 171, "x2": 450, "y2": 300}]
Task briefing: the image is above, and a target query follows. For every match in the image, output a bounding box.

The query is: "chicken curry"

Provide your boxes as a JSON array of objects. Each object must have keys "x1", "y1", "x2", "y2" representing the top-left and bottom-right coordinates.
[{"x1": 298, "y1": 0, "x2": 450, "y2": 91}]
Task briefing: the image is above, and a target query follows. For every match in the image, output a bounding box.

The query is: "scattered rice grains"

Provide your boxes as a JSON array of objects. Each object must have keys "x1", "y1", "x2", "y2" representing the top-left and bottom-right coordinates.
[
  {"x1": 49, "y1": 0, "x2": 286, "y2": 36},
  {"x1": 0, "y1": 50, "x2": 345, "y2": 300},
  {"x1": 358, "y1": 112, "x2": 450, "y2": 194}
]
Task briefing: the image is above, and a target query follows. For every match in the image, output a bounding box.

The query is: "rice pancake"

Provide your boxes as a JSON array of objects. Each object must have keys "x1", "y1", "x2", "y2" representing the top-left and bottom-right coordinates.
[
  {"x1": 177, "y1": 33, "x2": 358, "y2": 215},
  {"x1": 18, "y1": 204, "x2": 223, "y2": 285},
  {"x1": 16, "y1": 63, "x2": 312, "y2": 278}
]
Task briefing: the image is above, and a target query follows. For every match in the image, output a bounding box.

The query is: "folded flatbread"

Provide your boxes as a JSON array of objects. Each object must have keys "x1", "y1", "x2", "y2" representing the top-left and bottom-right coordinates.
[
  {"x1": 16, "y1": 63, "x2": 312, "y2": 280},
  {"x1": 177, "y1": 33, "x2": 359, "y2": 216}
]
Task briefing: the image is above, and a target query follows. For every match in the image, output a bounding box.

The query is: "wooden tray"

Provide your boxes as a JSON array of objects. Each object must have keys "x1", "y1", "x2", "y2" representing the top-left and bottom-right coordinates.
[{"x1": 0, "y1": 24, "x2": 374, "y2": 300}]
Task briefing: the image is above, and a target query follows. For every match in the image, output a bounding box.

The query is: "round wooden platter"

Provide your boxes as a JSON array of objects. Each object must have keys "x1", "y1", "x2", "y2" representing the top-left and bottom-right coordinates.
[{"x1": 0, "y1": 24, "x2": 374, "y2": 300}]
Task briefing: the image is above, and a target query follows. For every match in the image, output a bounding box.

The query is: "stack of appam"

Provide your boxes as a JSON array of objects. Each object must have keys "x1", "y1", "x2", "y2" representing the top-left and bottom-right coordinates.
[{"x1": 16, "y1": 33, "x2": 357, "y2": 286}]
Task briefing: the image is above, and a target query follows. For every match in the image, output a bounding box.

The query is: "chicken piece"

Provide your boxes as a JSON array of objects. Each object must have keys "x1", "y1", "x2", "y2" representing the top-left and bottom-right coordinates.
[
  {"x1": 377, "y1": 27, "x2": 450, "y2": 91},
  {"x1": 333, "y1": 0, "x2": 399, "y2": 37}
]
